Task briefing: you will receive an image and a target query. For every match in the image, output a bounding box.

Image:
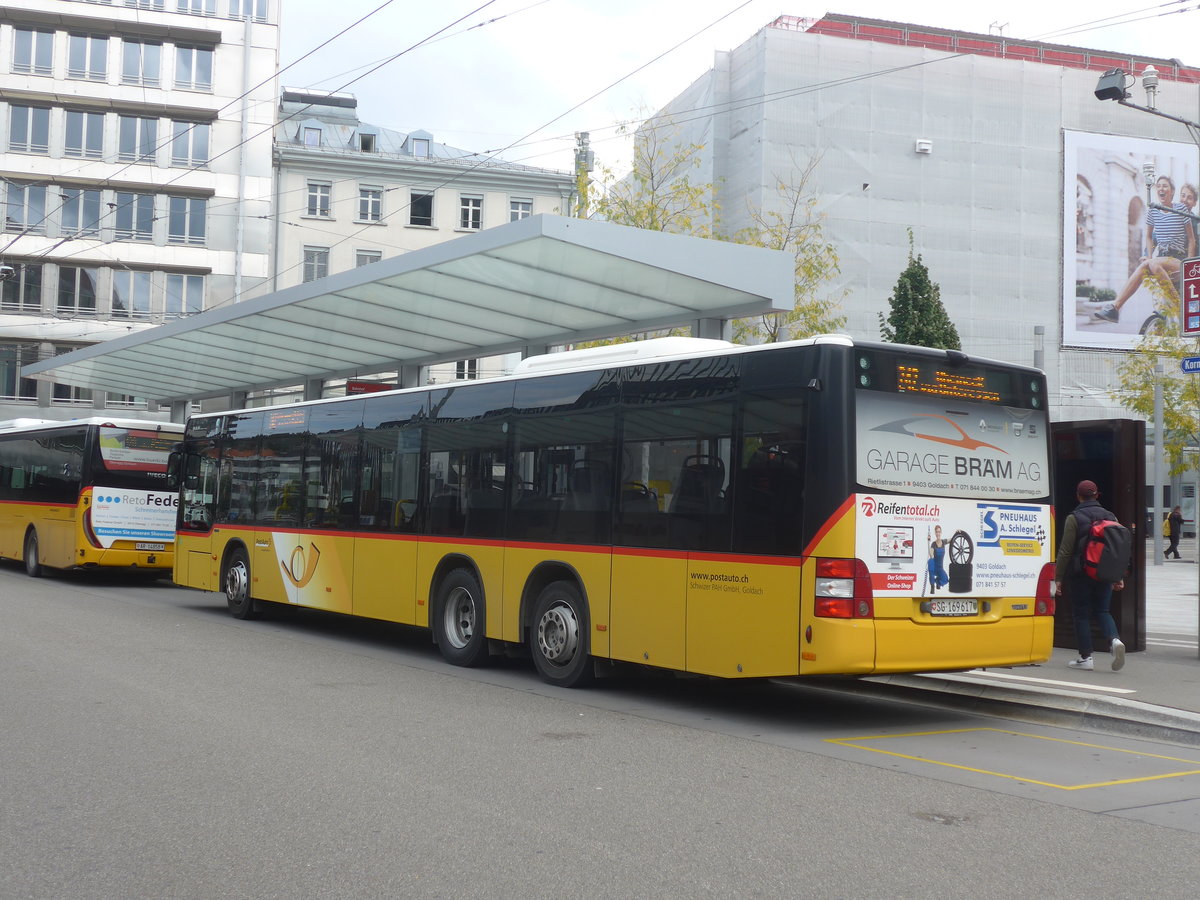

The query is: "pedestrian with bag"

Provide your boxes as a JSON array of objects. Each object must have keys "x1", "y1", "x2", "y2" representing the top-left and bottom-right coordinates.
[
  {"x1": 1166, "y1": 505, "x2": 1183, "y2": 559},
  {"x1": 1054, "y1": 480, "x2": 1127, "y2": 671}
]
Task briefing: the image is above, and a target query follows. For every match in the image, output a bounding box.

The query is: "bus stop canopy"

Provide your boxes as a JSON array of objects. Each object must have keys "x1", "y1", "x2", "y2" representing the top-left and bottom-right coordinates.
[{"x1": 23, "y1": 215, "x2": 795, "y2": 405}]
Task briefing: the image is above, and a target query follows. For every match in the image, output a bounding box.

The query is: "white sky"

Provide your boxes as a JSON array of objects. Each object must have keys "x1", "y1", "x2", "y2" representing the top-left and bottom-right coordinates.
[{"x1": 277, "y1": 1, "x2": 1198, "y2": 174}]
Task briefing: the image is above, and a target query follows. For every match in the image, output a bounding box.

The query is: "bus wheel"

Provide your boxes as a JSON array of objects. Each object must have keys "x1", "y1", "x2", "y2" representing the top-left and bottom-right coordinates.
[
  {"x1": 434, "y1": 569, "x2": 489, "y2": 667},
  {"x1": 23, "y1": 530, "x2": 42, "y2": 578},
  {"x1": 224, "y1": 548, "x2": 259, "y2": 620},
  {"x1": 530, "y1": 581, "x2": 594, "y2": 688}
]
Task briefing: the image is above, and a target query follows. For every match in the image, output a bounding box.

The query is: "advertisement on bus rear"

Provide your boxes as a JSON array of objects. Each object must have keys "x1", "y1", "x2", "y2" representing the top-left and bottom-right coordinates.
[
  {"x1": 855, "y1": 493, "x2": 1050, "y2": 599},
  {"x1": 856, "y1": 392, "x2": 1049, "y2": 501},
  {"x1": 91, "y1": 487, "x2": 178, "y2": 548}
]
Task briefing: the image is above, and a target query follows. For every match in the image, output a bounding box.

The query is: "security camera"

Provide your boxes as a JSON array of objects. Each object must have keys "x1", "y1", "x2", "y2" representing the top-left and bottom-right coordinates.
[{"x1": 0, "y1": 265, "x2": 15, "y2": 282}]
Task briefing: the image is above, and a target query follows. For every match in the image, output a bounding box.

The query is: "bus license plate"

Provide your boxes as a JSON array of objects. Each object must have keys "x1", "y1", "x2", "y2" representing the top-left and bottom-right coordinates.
[
  {"x1": 136, "y1": 542, "x2": 166, "y2": 551},
  {"x1": 930, "y1": 598, "x2": 977, "y2": 617}
]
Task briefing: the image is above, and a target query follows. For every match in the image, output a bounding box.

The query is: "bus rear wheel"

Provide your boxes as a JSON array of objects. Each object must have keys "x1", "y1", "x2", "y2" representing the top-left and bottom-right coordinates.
[
  {"x1": 23, "y1": 530, "x2": 42, "y2": 578},
  {"x1": 530, "y1": 581, "x2": 594, "y2": 688},
  {"x1": 434, "y1": 569, "x2": 489, "y2": 667},
  {"x1": 224, "y1": 548, "x2": 259, "y2": 620}
]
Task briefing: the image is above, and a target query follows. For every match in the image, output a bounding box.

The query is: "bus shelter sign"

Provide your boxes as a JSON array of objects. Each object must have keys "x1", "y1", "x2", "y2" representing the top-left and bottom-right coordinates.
[
  {"x1": 1182, "y1": 257, "x2": 1200, "y2": 337},
  {"x1": 91, "y1": 487, "x2": 178, "y2": 548},
  {"x1": 855, "y1": 493, "x2": 1050, "y2": 598}
]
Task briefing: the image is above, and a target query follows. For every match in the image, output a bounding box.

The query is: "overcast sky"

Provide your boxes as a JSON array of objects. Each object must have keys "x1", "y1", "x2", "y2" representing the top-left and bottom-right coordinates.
[{"x1": 276, "y1": 1, "x2": 1197, "y2": 174}]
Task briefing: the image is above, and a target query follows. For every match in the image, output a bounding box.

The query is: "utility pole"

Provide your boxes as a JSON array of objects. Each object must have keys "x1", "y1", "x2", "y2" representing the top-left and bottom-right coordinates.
[{"x1": 574, "y1": 132, "x2": 594, "y2": 218}]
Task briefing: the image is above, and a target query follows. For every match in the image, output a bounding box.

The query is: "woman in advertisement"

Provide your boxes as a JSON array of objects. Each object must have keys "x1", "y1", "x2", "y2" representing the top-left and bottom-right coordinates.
[{"x1": 1095, "y1": 175, "x2": 1196, "y2": 323}]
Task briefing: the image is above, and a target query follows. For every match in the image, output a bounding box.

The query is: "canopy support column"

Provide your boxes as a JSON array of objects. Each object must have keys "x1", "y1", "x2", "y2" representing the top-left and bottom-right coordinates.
[
  {"x1": 692, "y1": 318, "x2": 730, "y2": 341},
  {"x1": 303, "y1": 378, "x2": 324, "y2": 402}
]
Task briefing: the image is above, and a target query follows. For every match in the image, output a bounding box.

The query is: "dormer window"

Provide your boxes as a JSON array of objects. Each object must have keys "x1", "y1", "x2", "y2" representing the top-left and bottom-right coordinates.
[
  {"x1": 359, "y1": 133, "x2": 376, "y2": 153},
  {"x1": 303, "y1": 127, "x2": 322, "y2": 147},
  {"x1": 412, "y1": 138, "x2": 430, "y2": 158}
]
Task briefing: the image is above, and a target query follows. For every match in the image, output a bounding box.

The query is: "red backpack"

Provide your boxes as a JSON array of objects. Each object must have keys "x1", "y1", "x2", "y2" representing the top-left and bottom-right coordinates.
[{"x1": 1074, "y1": 509, "x2": 1132, "y2": 583}]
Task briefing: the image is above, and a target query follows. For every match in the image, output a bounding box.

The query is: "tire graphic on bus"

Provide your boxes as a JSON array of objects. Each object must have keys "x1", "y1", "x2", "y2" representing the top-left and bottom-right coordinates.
[{"x1": 947, "y1": 530, "x2": 974, "y2": 594}]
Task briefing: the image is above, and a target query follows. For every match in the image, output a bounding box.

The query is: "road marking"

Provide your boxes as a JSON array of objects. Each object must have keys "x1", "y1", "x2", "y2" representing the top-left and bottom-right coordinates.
[
  {"x1": 827, "y1": 727, "x2": 1200, "y2": 790},
  {"x1": 928, "y1": 670, "x2": 1138, "y2": 695}
]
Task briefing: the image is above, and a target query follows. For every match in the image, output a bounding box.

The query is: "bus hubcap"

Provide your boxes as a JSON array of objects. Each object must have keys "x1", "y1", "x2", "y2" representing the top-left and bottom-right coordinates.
[
  {"x1": 226, "y1": 562, "x2": 248, "y2": 602},
  {"x1": 445, "y1": 588, "x2": 475, "y2": 648},
  {"x1": 538, "y1": 603, "x2": 578, "y2": 664}
]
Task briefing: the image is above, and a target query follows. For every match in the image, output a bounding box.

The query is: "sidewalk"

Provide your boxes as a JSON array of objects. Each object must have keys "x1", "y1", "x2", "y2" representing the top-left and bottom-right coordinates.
[{"x1": 853, "y1": 540, "x2": 1200, "y2": 745}]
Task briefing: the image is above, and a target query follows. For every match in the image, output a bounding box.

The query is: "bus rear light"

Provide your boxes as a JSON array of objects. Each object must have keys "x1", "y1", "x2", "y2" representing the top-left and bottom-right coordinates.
[
  {"x1": 82, "y1": 507, "x2": 102, "y2": 549},
  {"x1": 1035, "y1": 562, "x2": 1056, "y2": 616},
  {"x1": 814, "y1": 558, "x2": 874, "y2": 618}
]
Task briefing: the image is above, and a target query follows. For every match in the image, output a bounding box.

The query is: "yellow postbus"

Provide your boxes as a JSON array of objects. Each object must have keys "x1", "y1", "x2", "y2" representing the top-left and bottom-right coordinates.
[
  {"x1": 170, "y1": 336, "x2": 1055, "y2": 687},
  {"x1": 0, "y1": 417, "x2": 182, "y2": 577}
]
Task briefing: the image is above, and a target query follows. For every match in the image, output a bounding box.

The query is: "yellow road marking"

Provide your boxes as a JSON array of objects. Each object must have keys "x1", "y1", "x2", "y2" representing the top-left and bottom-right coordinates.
[{"x1": 826, "y1": 727, "x2": 1200, "y2": 790}]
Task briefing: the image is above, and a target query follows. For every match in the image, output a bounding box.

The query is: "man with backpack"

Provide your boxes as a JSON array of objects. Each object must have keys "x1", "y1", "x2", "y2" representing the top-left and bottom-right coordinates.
[{"x1": 1054, "y1": 480, "x2": 1127, "y2": 671}]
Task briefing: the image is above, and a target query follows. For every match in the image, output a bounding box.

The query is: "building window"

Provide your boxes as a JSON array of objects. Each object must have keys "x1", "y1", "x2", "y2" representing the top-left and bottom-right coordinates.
[
  {"x1": 1, "y1": 263, "x2": 43, "y2": 313},
  {"x1": 60, "y1": 188, "x2": 103, "y2": 237},
  {"x1": 412, "y1": 138, "x2": 430, "y2": 158},
  {"x1": 229, "y1": 0, "x2": 268, "y2": 21},
  {"x1": 303, "y1": 247, "x2": 330, "y2": 283},
  {"x1": 57, "y1": 266, "x2": 99, "y2": 316},
  {"x1": 359, "y1": 133, "x2": 375, "y2": 152},
  {"x1": 410, "y1": 191, "x2": 434, "y2": 227},
  {"x1": 455, "y1": 359, "x2": 478, "y2": 380},
  {"x1": 125, "y1": 0, "x2": 165, "y2": 9},
  {"x1": 510, "y1": 199, "x2": 533, "y2": 221},
  {"x1": 355, "y1": 250, "x2": 382, "y2": 268},
  {"x1": 68, "y1": 34, "x2": 108, "y2": 81},
  {"x1": 358, "y1": 187, "x2": 382, "y2": 222},
  {"x1": 303, "y1": 127, "x2": 321, "y2": 147},
  {"x1": 5, "y1": 183, "x2": 47, "y2": 234},
  {"x1": 171, "y1": 121, "x2": 210, "y2": 167},
  {"x1": 306, "y1": 183, "x2": 331, "y2": 217},
  {"x1": 459, "y1": 196, "x2": 482, "y2": 230},
  {"x1": 0, "y1": 343, "x2": 40, "y2": 400},
  {"x1": 165, "y1": 273, "x2": 204, "y2": 316},
  {"x1": 168, "y1": 196, "x2": 207, "y2": 245},
  {"x1": 112, "y1": 270, "x2": 152, "y2": 319},
  {"x1": 9, "y1": 106, "x2": 50, "y2": 154},
  {"x1": 64, "y1": 110, "x2": 105, "y2": 158},
  {"x1": 13, "y1": 29, "x2": 54, "y2": 76},
  {"x1": 118, "y1": 116, "x2": 158, "y2": 163},
  {"x1": 175, "y1": 46, "x2": 213, "y2": 90},
  {"x1": 121, "y1": 40, "x2": 161, "y2": 86},
  {"x1": 113, "y1": 192, "x2": 155, "y2": 241},
  {"x1": 177, "y1": 0, "x2": 216, "y2": 13}
]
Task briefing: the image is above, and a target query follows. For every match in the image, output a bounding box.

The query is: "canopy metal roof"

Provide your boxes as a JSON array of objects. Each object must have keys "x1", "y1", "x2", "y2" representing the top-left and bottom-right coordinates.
[{"x1": 24, "y1": 215, "x2": 794, "y2": 404}]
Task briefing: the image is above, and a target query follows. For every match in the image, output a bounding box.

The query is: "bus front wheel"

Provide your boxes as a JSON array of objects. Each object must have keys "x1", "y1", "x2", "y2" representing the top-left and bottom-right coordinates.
[
  {"x1": 434, "y1": 569, "x2": 489, "y2": 667},
  {"x1": 530, "y1": 581, "x2": 594, "y2": 688},
  {"x1": 224, "y1": 548, "x2": 259, "y2": 620},
  {"x1": 23, "y1": 530, "x2": 42, "y2": 578}
]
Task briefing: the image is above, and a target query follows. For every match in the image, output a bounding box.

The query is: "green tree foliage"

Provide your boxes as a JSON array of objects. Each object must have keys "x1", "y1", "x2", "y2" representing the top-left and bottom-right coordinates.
[
  {"x1": 878, "y1": 232, "x2": 961, "y2": 350},
  {"x1": 587, "y1": 120, "x2": 843, "y2": 345},
  {"x1": 1115, "y1": 284, "x2": 1198, "y2": 475}
]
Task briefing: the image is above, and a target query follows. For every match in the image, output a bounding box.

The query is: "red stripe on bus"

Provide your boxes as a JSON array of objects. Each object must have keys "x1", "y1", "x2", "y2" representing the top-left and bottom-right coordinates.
[{"x1": 801, "y1": 494, "x2": 856, "y2": 558}]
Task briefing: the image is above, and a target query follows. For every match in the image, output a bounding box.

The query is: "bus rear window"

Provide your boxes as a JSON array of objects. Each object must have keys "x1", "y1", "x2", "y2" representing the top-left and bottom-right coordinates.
[{"x1": 98, "y1": 427, "x2": 176, "y2": 474}]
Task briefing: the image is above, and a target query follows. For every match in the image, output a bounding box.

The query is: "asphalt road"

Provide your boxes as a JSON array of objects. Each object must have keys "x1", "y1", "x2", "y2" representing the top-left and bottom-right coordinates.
[{"x1": 4, "y1": 563, "x2": 1200, "y2": 899}]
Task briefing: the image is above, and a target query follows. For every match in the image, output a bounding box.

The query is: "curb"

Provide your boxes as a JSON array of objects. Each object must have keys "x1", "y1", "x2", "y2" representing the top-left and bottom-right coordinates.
[{"x1": 818, "y1": 672, "x2": 1200, "y2": 747}]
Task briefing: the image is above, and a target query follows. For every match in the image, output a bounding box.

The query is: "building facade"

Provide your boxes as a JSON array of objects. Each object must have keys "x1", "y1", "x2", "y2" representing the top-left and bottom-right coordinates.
[
  {"x1": 271, "y1": 89, "x2": 576, "y2": 386},
  {"x1": 640, "y1": 14, "x2": 1200, "y2": 423},
  {"x1": 0, "y1": 0, "x2": 278, "y2": 421}
]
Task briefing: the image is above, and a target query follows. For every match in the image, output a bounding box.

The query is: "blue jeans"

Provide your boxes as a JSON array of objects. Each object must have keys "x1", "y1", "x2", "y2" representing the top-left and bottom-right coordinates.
[{"x1": 1069, "y1": 575, "x2": 1118, "y2": 658}]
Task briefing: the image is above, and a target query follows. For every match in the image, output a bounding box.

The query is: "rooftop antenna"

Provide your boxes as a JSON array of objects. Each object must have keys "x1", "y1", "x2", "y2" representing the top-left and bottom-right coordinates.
[{"x1": 989, "y1": 21, "x2": 1007, "y2": 36}]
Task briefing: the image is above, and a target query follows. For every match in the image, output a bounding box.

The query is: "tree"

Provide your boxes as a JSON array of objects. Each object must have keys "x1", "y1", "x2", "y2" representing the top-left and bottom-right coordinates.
[
  {"x1": 879, "y1": 231, "x2": 961, "y2": 349},
  {"x1": 588, "y1": 120, "x2": 843, "y2": 345},
  {"x1": 1114, "y1": 284, "x2": 1198, "y2": 475}
]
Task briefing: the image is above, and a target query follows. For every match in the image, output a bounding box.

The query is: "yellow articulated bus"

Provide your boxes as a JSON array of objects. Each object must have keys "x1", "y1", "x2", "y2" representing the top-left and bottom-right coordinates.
[
  {"x1": 0, "y1": 417, "x2": 183, "y2": 577},
  {"x1": 170, "y1": 336, "x2": 1056, "y2": 687}
]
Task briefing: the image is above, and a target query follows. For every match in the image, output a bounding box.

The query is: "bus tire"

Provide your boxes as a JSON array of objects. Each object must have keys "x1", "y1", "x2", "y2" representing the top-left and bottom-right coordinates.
[
  {"x1": 23, "y1": 530, "x2": 42, "y2": 578},
  {"x1": 530, "y1": 581, "x2": 594, "y2": 688},
  {"x1": 224, "y1": 547, "x2": 259, "y2": 620},
  {"x1": 434, "y1": 569, "x2": 489, "y2": 667}
]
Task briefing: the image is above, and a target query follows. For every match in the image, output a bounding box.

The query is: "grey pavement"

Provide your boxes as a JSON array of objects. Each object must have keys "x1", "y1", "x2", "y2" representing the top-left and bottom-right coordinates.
[{"x1": 840, "y1": 537, "x2": 1200, "y2": 745}]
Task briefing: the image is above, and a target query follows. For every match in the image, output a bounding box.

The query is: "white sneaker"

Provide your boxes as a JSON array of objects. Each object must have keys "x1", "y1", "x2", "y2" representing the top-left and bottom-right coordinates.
[
  {"x1": 1111, "y1": 638, "x2": 1126, "y2": 672},
  {"x1": 1068, "y1": 656, "x2": 1094, "y2": 670}
]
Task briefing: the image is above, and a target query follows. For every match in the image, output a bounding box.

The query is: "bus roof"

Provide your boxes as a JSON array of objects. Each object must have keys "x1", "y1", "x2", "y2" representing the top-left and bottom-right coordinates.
[{"x1": 0, "y1": 417, "x2": 184, "y2": 436}]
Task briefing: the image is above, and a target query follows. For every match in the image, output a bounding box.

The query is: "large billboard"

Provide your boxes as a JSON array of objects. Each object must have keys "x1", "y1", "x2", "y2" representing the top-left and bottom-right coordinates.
[{"x1": 1063, "y1": 131, "x2": 1198, "y2": 350}]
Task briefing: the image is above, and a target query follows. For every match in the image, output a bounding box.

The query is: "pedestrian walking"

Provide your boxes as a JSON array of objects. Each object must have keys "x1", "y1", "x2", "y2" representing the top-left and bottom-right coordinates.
[
  {"x1": 1166, "y1": 505, "x2": 1183, "y2": 559},
  {"x1": 1054, "y1": 480, "x2": 1126, "y2": 672}
]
